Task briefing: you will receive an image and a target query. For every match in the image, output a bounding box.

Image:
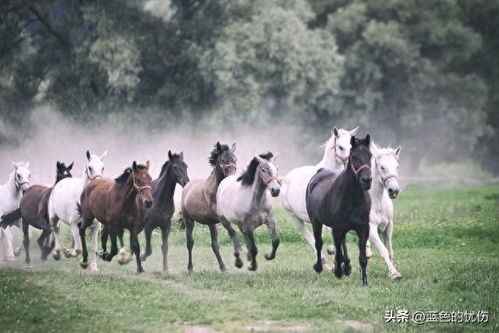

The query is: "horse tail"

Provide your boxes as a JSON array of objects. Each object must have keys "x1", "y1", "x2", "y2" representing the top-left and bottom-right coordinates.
[
  {"x1": 1, "y1": 208, "x2": 22, "y2": 229},
  {"x1": 177, "y1": 211, "x2": 186, "y2": 230},
  {"x1": 76, "y1": 202, "x2": 82, "y2": 217}
]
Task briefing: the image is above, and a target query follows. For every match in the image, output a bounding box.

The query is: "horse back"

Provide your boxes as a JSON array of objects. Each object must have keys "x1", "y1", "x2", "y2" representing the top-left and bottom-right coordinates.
[
  {"x1": 81, "y1": 178, "x2": 113, "y2": 224},
  {"x1": 20, "y1": 185, "x2": 52, "y2": 228}
]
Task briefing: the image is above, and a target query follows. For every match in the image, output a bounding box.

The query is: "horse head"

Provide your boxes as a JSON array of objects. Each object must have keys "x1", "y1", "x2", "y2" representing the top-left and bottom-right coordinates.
[
  {"x1": 56, "y1": 161, "x2": 73, "y2": 183},
  {"x1": 255, "y1": 152, "x2": 280, "y2": 197},
  {"x1": 132, "y1": 161, "x2": 153, "y2": 208},
  {"x1": 349, "y1": 135, "x2": 372, "y2": 191},
  {"x1": 85, "y1": 150, "x2": 107, "y2": 181},
  {"x1": 372, "y1": 143, "x2": 401, "y2": 199},
  {"x1": 167, "y1": 150, "x2": 190, "y2": 187},
  {"x1": 327, "y1": 126, "x2": 358, "y2": 165},
  {"x1": 210, "y1": 142, "x2": 237, "y2": 177},
  {"x1": 12, "y1": 161, "x2": 31, "y2": 191}
]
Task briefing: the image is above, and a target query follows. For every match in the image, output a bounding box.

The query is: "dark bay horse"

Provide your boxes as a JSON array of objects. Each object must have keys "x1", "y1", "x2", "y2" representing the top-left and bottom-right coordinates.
[
  {"x1": 1, "y1": 161, "x2": 73, "y2": 266},
  {"x1": 139, "y1": 151, "x2": 189, "y2": 272},
  {"x1": 180, "y1": 142, "x2": 237, "y2": 272},
  {"x1": 306, "y1": 135, "x2": 373, "y2": 285},
  {"x1": 79, "y1": 161, "x2": 153, "y2": 273}
]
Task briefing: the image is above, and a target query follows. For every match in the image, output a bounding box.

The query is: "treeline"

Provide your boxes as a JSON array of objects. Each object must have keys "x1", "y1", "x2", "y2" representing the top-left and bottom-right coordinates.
[{"x1": 1, "y1": 0, "x2": 498, "y2": 172}]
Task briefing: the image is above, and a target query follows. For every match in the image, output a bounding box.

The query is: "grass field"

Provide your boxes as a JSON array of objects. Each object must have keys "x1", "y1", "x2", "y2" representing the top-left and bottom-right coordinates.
[{"x1": 0, "y1": 185, "x2": 498, "y2": 332}]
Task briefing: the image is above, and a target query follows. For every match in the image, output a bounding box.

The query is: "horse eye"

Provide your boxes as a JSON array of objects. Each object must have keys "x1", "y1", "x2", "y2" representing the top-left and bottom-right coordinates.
[
  {"x1": 381, "y1": 166, "x2": 385, "y2": 171},
  {"x1": 339, "y1": 146, "x2": 344, "y2": 151}
]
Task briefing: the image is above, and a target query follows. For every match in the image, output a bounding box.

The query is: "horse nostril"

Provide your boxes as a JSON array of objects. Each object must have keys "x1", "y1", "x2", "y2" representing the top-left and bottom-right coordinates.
[
  {"x1": 271, "y1": 188, "x2": 280, "y2": 197},
  {"x1": 145, "y1": 200, "x2": 152, "y2": 208}
]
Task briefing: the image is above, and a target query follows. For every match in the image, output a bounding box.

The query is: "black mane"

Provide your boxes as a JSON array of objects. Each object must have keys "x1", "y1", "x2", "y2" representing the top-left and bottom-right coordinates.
[
  {"x1": 115, "y1": 164, "x2": 147, "y2": 185},
  {"x1": 237, "y1": 152, "x2": 273, "y2": 186},
  {"x1": 209, "y1": 143, "x2": 230, "y2": 167}
]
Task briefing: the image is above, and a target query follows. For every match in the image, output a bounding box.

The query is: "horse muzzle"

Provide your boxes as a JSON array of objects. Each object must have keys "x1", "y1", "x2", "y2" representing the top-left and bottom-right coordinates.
[
  {"x1": 388, "y1": 188, "x2": 399, "y2": 199},
  {"x1": 270, "y1": 188, "x2": 280, "y2": 197},
  {"x1": 144, "y1": 199, "x2": 153, "y2": 208}
]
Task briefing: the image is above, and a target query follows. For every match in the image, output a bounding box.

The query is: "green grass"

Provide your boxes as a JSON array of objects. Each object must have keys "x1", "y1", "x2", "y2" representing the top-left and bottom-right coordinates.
[{"x1": 1, "y1": 185, "x2": 498, "y2": 332}]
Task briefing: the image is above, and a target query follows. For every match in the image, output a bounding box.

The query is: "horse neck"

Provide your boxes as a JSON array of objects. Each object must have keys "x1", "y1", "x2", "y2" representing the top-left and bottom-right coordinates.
[
  {"x1": 341, "y1": 163, "x2": 364, "y2": 200},
  {"x1": 116, "y1": 176, "x2": 139, "y2": 207},
  {"x1": 2, "y1": 172, "x2": 21, "y2": 200},
  {"x1": 317, "y1": 144, "x2": 342, "y2": 171},
  {"x1": 369, "y1": 158, "x2": 385, "y2": 202},
  {"x1": 206, "y1": 167, "x2": 224, "y2": 196},
  {"x1": 155, "y1": 166, "x2": 176, "y2": 203},
  {"x1": 250, "y1": 173, "x2": 267, "y2": 207}
]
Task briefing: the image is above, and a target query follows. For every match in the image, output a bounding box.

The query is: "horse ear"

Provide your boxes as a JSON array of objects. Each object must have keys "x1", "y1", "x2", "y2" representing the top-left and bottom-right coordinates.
[
  {"x1": 68, "y1": 162, "x2": 74, "y2": 170},
  {"x1": 132, "y1": 161, "x2": 137, "y2": 170},
  {"x1": 12, "y1": 161, "x2": 18, "y2": 169},
  {"x1": 350, "y1": 126, "x2": 359, "y2": 136},
  {"x1": 86, "y1": 150, "x2": 91, "y2": 161},
  {"x1": 100, "y1": 151, "x2": 108, "y2": 160},
  {"x1": 56, "y1": 161, "x2": 61, "y2": 169},
  {"x1": 365, "y1": 134, "x2": 371, "y2": 146},
  {"x1": 168, "y1": 150, "x2": 173, "y2": 160},
  {"x1": 146, "y1": 160, "x2": 150, "y2": 170},
  {"x1": 231, "y1": 142, "x2": 236, "y2": 152},
  {"x1": 179, "y1": 152, "x2": 184, "y2": 160},
  {"x1": 395, "y1": 146, "x2": 401, "y2": 159},
  {"x1": 273, "y1": 152, "x2": 279, "y2": 163},
  {"x1": 332, "y1": 127, "x2": 339, "y2": 137},
  {"x1": 254, "y1": 154, "x2": 265, "y2": 165},
  {"x1": 216, "y1": 141, "x2": 222, "y2": 152}
]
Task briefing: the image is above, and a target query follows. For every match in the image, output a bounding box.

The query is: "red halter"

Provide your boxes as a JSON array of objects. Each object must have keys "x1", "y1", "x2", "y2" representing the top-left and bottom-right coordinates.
[
  {"x1": 220, "y1": 162, "x2": 236, "y2": 176},
  {"x1": 350, "y1": 155, "x2": 371, "y2": 179}
]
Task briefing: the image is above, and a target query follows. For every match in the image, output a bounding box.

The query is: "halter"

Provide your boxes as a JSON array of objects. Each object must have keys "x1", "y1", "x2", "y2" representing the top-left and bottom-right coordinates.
[
  {"x1": 220, "y1": 162, "x2": 236, "y2": 176},
  {"x1": 260, "y1": 172, "x2": 277, "y2": 185},
  {"x1": 374, "y1": 154, "x2": 399, "y2": 187},
  {"x1": 349, "y1": 155, "x2": 371, "y2": 180},
  {"x1": 132, "y1": 171, "x2": 152, "y2": 194},
  {"x1": 15, "y1": 177, "x2": 29, "y2": 190},
  {"x1": 86, "y1": 167, "x2": 102, "y2": 181}
]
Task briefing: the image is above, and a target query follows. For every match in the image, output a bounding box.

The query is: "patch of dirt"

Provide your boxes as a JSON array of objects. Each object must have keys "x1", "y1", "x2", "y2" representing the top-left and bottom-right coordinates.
[
  {"x1": 246, "y1": 320, "x2": 309, "y2": 332},
  {"x1": 185, "y1": 325, "x2": 216, "y2": 333},
  {"x1": 337, "y1": 320, "x2": 373, "y2": 332}
]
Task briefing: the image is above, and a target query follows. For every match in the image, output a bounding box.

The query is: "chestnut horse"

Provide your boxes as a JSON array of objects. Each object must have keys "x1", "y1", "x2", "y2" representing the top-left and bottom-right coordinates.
[
  {"x1": 79, "y1": 161, "x2": 153, "y2": 273},
  {"x1": 1, "y1": 161, "x2": 73, "y2": 266}
]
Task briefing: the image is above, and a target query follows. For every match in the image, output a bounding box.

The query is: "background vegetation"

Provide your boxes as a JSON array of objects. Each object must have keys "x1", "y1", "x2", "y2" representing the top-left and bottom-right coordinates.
[{"x1": 0, "y1": 0, "x2": 498, "y2": 173}]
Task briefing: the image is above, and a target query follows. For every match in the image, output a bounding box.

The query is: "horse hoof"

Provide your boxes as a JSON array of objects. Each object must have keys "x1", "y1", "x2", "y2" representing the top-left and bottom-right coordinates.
[
  {"x1": 264, "y1": 253, "x2": 275, "y2": 261},
  {"x1": 75, "y1": 249, "x2": 82, "y2": 255},
  {"x1": 390, "y1": 271, "x2": 402, "y2": 280},
  {"x1": 220, "y1": 265, "x2": 227, "y2": 272},
  {"x1": 326, "y1": 246, "x2": 335, "y2": 255},
  {"x1": 248, "y1": 264, "x2": 257, "y2": 271},
  {"x1": 140, "y1": 254, "x2": 147, "y2": 262},
  {"x1": 14, "y1": 249, "x2": 23, "y2": 257},
  {"x1": 367, "y1": 256, "x2": 373, "y2": 262},
  {"x1": 313, "y1": 263, "x2": 323, "y2": 273},
  {"x1": 343, "y1": 263, "x2": 352, "y2": 276},
  {"x1": 137, "y1": 267, "x2": 145, "y2": 274},
  {"x1": 188, "y1": 265, "x2": 193, "y2": 273},
  {"x1": 235, "y1": 258, "x2": 243, "y2": 268},
  {"x1": 53, "y1": 252, "x2": 61, "y2": 261},
  {"x1": 333, "y1": 267, "x2": 344, "y2": 279},
  {"x1": 90, "y1": 265, "x2": 100, "y2": 273},
  {"x1": 80, "y1": 261, "x2": 89, "y2": 269}
]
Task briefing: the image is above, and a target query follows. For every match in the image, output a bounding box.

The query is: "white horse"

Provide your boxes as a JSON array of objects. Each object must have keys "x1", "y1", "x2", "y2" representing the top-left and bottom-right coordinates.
[
  {"x1": 280, "y1": 127, "x2": 358, "y2": 263},
  {"x1": 48, "y1": 150, "x2": 106, "y2": 271},
  {"x1": 367, "y1": 142, "x2": 402, "y2": 279},
  {"x1": 217, "y1": 153, "x2": 281, "y2": 271},
  {"x1": 0, "y1": 161, "x2": 31, "y2": 262}
]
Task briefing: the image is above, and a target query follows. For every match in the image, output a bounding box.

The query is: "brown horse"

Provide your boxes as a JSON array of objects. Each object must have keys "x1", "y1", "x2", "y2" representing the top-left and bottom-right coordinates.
[
  {"x1": 180, "y1": 142, "x2": 238, "y2": 272},
  {"x1": 79, "y1": 161, "x2": 153, "y2": 273},
  {"x1": 0, "y1": 161, "x2": 73, "y2": 266}
]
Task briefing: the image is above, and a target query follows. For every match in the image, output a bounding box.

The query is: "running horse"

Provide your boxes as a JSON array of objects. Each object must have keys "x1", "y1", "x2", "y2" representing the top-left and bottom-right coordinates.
[
  {"x1": 306, "y1": 135, "x2": 373, "y2": 285},
  {"x1": 1, "y1": 162, "x2": 73, "y2": 267},
  {"x1": 79, "y1": 161, "x2": 153, "y2": 273}
]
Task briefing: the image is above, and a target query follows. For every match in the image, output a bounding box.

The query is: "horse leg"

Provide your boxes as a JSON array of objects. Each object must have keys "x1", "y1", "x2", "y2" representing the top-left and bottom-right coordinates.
[
  {"x1": 65, "y1": 221, "x2": 81, "y2": 257},
  {"x1": 50, "y1": 217, "x2": 62, "y2": 260},
  {"x1": 79, "y1": 222, "x2": 89, "y2": 269},
  {"x1": 89, "y1": 221, "x2": 100, "y2": 272},
  {"x1": 241, "y1": 226, "x2": 258, "y2": 271},
  {"x1": 160, "y1": 221, "x2": 171, "y2": 272},
  {"x1": 293, "y1": 216, "x2": 329, "y2": 267},
  {"x1": 357, "y1": 226, "x2": 370, "y2": 286},
  {"x1": 332, "y1": 230, "x2": 345, "y2": 278},
  {"x1": 22, "y1": 220, "x2": 31, "y2": 268},
  {"x1": 341, "y1": 235, "x2": 351, "y2": 276},
  {"x1": 14, "y1": 220, "x2": 24, "y2": 256},
  {"x1": 264, "y1": 215, "x2": 280, "y2": 260},
  {"x1": 101, "y1": 231, "x2": 118, "y2": 262},
  {"x1": 37, "y1": 229, "x2": 51, "y2": 261},
  {"x1": 325, "y1": 226, "x2": 336, "y2": 255},
  {"x1": 370, "y1": 225, "x2": 401, "y2": 279},
  {"x1": 99, "y1": 225, "x2": 109, "y2": 259},
  {"x1": 208, "y1": 224, "x2": 226, "y2": 272},
  {"x1": 220, "y1": 218, "x2": 243, "y2": 268},
  {"x1": 117, "y1": 229, "x2": 132, "y2": 263},
  {"x1": 140, "y1": 225, "x2": 153, "y2": 262},
  {"x1": 384, "y1": 221, "x2": 395, "y2": 262},
  {"x1": 184, "y1": 214, "x2": 195, "y2": 272},
  {"x1": 130, "y1": 230, "x2": 144, "y2": 273},
  {"x1": 311, "y1": 221, "x2": 323, "y2": 273}
]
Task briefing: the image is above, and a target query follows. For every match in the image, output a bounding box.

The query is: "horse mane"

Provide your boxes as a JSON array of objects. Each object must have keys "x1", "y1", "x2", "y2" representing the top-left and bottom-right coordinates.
[
  {"x1": 115, "y1": 164, "x2": 147, "y2": 185},
  {"x1": 208, "y1": 143, "x2": 230, "y2": 167},
  {"x1": 237, "y1": 152, "x2": 273, "y2": 186}
]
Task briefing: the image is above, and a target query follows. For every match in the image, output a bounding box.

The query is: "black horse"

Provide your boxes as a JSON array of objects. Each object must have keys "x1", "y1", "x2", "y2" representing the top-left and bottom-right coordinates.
[
  {"x1": 306, "y1": 135, "x2": 372, "y2": 285},
  {"x1": 1, "y1": 161, "x2": 73, "y2": 265},
  {"x1": 139, "y1": 151, "x2": 189, "y2": 271}
]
